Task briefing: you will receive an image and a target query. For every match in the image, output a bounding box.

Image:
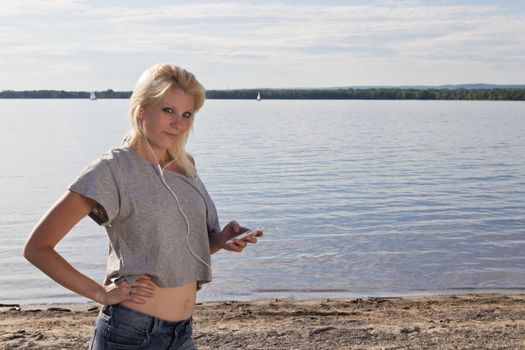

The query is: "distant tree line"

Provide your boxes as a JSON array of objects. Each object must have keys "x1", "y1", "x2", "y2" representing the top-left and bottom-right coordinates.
[
  {"x1": 0, "y1": 89, "x2": 131, "y2": 99},
  {"x1": 1, "y1": 88, "x2": 524, "y2": 100},
  {"x1": 207, "y1": 88, "x2": 525, "y2": 100}
]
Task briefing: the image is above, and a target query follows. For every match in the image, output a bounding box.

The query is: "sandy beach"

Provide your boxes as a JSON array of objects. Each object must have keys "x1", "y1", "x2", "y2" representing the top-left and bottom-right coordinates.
[{"x1": 1, "y1": 294, "x2": 524, "y2": 349}]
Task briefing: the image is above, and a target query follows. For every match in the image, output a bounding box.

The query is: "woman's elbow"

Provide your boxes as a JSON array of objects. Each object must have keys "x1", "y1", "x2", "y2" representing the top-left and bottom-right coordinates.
[
  {"x1": 22, "y1": 240, "x2": 36, "y2": 262},
  {"x1": 22, "y1": 237, "x2": 48, "y2": 263}
]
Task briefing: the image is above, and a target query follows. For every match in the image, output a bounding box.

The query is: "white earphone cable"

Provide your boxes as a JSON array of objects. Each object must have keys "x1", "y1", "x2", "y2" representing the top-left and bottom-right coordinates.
[{"x1": 143, "y1": 135, "x2": 211, "y2": 270}]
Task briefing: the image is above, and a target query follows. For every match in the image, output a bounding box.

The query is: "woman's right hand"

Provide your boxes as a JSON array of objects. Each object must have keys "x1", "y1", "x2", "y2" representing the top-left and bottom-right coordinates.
[{"x1": 99, "y1": 275, "x2": 156, "y2": 305}]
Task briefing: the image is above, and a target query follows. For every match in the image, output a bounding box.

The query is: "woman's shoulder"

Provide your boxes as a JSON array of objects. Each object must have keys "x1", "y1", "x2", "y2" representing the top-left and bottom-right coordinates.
[
  {"x1": 187, "y1": 153, "x2": 196, "y2": 166},
  {"x1": 80, "y1": 145, "x2": 135, "y2": 175},
  {"x1": 96, "y1": 144, "x2": 135, "y2": 163}
]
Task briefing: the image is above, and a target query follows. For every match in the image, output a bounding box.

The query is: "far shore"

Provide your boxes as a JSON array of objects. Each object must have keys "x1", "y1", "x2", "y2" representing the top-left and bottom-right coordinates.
[
  {"x1": 2, "y1": 86, "x2": 525, "y2": 101},
  {"x1": 1, "y1": 293, "x2": 524, "y2": 349}
]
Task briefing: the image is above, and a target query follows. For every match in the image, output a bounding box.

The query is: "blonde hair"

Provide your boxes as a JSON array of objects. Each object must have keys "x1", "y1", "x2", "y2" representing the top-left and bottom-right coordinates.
[{"x1": 127, "y1": 63, "x2": 205, "y2": 177}]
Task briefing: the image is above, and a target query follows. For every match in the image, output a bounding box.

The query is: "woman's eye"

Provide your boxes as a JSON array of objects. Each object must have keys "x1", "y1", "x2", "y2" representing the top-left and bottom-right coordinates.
[
  {"x1": 183, "y1": 111, "x2": 192, "y2": 119},
  {"x1": 162, "y1": 107, "x2": 174, "y2": 114}
]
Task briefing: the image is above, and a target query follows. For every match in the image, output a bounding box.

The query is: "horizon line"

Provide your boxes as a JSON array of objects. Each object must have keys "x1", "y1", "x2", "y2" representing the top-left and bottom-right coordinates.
[{"x1": 3, "y1": 83, "x2": 525, "y2": 92}]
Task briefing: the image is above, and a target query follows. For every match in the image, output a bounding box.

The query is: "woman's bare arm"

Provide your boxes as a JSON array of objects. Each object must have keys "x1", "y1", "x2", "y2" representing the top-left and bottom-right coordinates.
[{"x1": 23, "y1": 190, "x2": 154, "y2": 304}]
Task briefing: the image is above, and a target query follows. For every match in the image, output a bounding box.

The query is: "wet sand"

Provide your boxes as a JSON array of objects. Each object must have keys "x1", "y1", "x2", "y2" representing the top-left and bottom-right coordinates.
[{"x1": 1, "y1": 294, "x2": 524, "y2": 349}]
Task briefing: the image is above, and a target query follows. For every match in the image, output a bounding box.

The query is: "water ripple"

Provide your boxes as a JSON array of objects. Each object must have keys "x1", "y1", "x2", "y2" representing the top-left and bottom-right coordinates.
[{"x1": 1, "y1": 100, "x2": 524, "y2": 304}]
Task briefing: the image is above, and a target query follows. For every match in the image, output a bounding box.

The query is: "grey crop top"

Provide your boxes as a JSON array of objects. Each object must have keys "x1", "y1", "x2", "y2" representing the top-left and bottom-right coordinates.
[{"x1": 69, "y1": 145, "x2": 221, "y2": 288}]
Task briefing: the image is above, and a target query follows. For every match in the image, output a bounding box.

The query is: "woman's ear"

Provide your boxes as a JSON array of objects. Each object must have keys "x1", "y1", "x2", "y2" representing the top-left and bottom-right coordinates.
[{"x1": 138, "y1": 107, "x2": 144, "y2": 120}]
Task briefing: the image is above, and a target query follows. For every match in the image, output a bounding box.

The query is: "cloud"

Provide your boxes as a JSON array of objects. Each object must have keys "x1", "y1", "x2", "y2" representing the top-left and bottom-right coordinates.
[
  {"x1": 0, "y1": 0, "x2": 85, "y2": 16},
  {"x1": 1, "y1": 1, "x2": 524, "y2": 89}
]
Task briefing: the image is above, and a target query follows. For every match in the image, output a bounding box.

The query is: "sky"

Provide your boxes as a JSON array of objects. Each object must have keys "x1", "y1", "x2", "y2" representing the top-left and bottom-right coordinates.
[{"x1": 1, "y1": 0, "x2": 525, "y2": 90}]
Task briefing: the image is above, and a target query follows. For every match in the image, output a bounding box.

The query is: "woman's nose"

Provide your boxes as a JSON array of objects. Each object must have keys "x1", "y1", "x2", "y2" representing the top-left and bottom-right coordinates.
[{"x1": 170, "y1": 113, "x2": 183, "y2": 127}]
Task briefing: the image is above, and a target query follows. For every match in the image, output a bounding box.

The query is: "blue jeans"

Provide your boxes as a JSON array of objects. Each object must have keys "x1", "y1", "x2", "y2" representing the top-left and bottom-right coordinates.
[{"x1": 88, "y1": 304, "x2": 197, "y2": 350}]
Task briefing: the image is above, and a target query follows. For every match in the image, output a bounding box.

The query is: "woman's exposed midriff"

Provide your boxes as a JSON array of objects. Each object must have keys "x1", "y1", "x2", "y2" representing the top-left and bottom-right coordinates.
[{"x1": 120, "y1": 280, "x2": 197, "y2": 322}]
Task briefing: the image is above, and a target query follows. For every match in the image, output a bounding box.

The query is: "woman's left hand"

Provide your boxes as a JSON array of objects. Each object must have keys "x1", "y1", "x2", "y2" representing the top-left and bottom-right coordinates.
[{"x1": 214, "y1": 221, "x2": 263, "y2": 253}]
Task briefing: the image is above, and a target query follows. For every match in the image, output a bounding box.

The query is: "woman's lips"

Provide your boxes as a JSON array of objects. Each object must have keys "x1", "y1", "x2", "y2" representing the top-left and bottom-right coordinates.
[{"x1": 164, "y1": 131, "x2": 178, "y2": 138}]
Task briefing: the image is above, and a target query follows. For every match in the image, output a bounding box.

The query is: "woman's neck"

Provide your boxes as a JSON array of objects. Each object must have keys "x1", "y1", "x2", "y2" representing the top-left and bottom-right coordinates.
[{"x1": 133, "y1": 138, "x2": 172, "y2": 166}]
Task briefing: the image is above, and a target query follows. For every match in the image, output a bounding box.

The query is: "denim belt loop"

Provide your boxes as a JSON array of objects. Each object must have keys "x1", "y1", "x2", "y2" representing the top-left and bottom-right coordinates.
[
  {"x1": 150, "y1": 315, "x2": 162, "y2": 335},
  {"x1": 176, "y1": 318, "x2": 186, "y2": 333}
]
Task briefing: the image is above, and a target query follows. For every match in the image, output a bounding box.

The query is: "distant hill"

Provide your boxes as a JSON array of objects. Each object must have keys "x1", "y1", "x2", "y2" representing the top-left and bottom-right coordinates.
[{"x1": 321, "y1": 84, "x2": 525, "y2": 90}]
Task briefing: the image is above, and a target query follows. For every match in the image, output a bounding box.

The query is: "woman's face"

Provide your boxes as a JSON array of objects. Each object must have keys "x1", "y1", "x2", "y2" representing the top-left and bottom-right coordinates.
[{"x1": 138, "y1": 88, "x2": 195, "y2": 154}]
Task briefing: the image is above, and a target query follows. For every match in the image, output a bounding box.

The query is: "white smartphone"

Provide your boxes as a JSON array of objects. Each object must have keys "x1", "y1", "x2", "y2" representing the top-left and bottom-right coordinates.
[{"x1": 226, "y1": 228, "x2": 262, "y2": 244}]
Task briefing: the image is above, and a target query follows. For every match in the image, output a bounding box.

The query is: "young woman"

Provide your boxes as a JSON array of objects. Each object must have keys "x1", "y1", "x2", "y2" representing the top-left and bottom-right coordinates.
[{"x1": 23, "y1": 63, "x2": 262, "y2": 349}]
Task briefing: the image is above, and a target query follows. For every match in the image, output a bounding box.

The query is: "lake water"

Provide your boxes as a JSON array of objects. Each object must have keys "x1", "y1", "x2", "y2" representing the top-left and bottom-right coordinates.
[{"x1": 0, "y1": 99, "x2": 524, "y2": 305}]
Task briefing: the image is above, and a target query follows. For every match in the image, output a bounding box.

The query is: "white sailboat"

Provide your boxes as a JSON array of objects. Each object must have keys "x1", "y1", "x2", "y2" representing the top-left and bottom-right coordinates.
[
  {"x1": 89, "y1": 91, "x2": 97, "y2": 100},
  {"x1": 257, "y1": 91, "x2": 261, "y2": 101}
]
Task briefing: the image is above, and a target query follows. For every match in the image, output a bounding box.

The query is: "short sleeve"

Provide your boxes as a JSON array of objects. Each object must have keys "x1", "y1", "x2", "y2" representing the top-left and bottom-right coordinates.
[
  {"x1": 207, "y1": 201, "x2": 221, "y2": 236},
  {"x1": 68, "y1": 158, "x2": 120, "y2": 226},
  {"x1": 195, "y1": 173, "x2": 221, "y2": 236}
]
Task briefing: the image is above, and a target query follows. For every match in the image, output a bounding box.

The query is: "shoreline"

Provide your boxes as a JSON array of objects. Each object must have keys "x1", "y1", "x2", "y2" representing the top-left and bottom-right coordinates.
[
  {"x1": 1, "y1": 293, "x2": 524, "y2": 349},
  {"x1": 9, "y1": 287, "x2": 525, "y2": 308}
]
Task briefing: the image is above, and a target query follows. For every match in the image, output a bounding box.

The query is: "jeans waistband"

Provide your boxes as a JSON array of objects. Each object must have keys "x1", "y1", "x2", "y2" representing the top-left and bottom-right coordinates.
[{"x1": 105, "y1": 304, "x2": 191, "y2": 334}]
